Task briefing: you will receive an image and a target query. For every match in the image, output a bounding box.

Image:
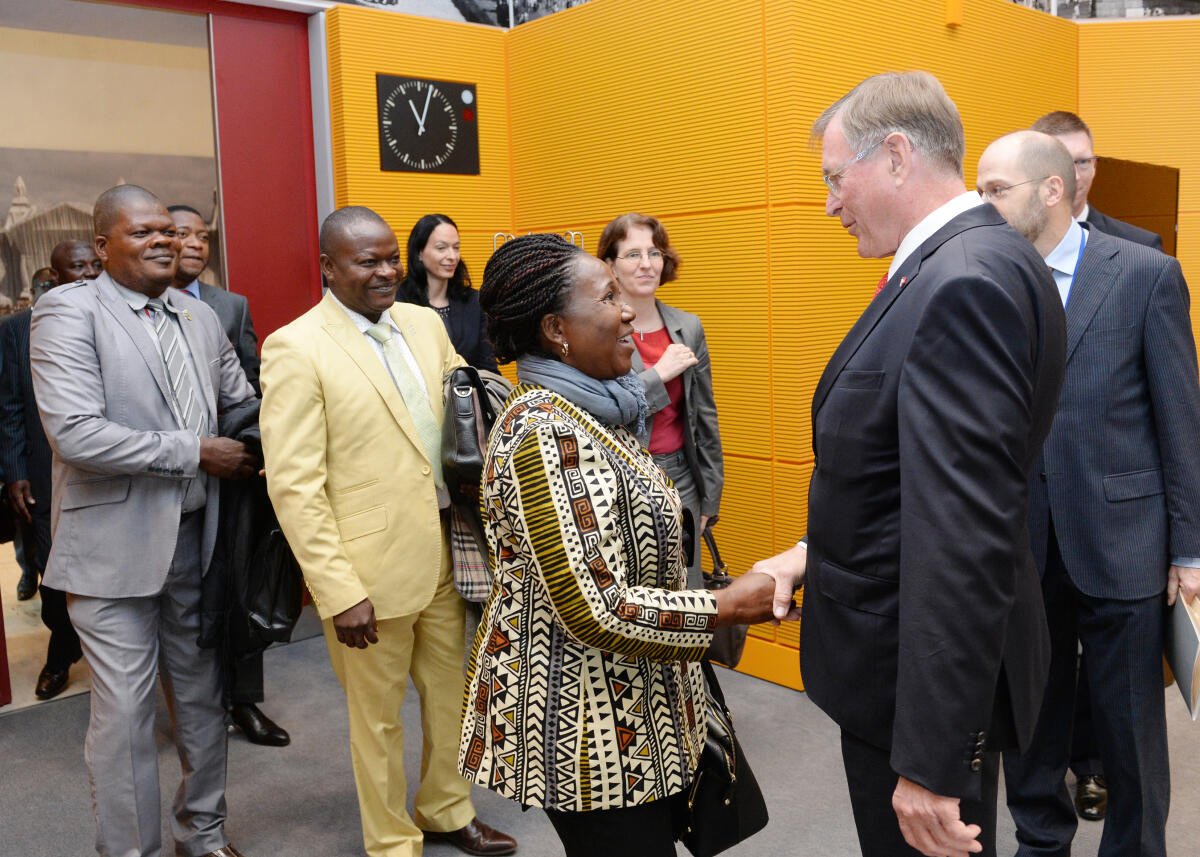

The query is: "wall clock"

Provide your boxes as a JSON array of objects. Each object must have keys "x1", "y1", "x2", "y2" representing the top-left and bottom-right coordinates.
[{"x1": 376, "y1": 74, "x2": 480, "y2": 175}]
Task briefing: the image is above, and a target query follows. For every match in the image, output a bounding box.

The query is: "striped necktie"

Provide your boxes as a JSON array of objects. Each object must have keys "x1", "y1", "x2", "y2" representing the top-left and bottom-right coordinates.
[
  {"x1": 146, "y1": 297, "x2": 205, "y2": 437},
  {"x1": 365, "y1": 320, "x2": 443, "y2": 486},
  {"x1": 873, "y1": 274, "x2": 888, "y2": 298}
]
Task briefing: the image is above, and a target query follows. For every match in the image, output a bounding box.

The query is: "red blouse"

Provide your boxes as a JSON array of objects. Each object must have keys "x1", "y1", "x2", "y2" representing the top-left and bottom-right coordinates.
[{"x1": 633, "y1": 327, "x2": 686, "y2": 455}]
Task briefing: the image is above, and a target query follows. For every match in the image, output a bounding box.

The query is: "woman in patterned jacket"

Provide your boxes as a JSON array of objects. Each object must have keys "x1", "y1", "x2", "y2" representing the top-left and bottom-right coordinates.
[{"x1": 459, "y1": 234, "x2": 775, "y2": 856}]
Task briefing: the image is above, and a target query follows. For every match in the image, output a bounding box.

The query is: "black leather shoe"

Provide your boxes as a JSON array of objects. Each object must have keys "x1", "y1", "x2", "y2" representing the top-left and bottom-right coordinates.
[
  {"x1": 230, "y1": 703, "x2": 290, "y2": 747},
  {"x1": 1075, "y1": 774, "x2": 1107, "y2": 821},
  {"x1": 198, "y1": 845, "x2": 247, "y2": 857},
  {"x1": 16, "y1": 570, "x2": 37, "y2": 601},
  {"x1": 423, "y1": 818, "x2": 517, "y2": 856},
  {"x1": 35, "y1": 664, "x2": 71, "y2": 700}
]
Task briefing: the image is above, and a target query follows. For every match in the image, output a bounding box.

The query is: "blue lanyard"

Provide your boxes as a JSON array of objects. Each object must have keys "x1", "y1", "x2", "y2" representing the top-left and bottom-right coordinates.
[{"x1": 1065, "y1": 227, "x2": 1088, "y2": 305}]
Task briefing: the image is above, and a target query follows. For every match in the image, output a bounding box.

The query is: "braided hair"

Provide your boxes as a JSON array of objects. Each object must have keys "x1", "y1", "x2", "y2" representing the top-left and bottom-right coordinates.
[{"x1": 480, "y1": 233, "x2": 585, "y2": 364}]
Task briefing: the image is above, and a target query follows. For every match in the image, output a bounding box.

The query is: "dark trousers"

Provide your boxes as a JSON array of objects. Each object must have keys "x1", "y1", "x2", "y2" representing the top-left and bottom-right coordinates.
[
  {"x1": 225, "y1": 649, "x2": 264, "y2": 706},
  {"x1": 841, "y1": 729, "x2": 999, "y2": 857},
  {"x1": 27, "y1": 511, "x2": 81, "y2": 671},
  {"x1": 1003, "y1": 523, "x2": 1168, "y2": 857},
  {"x1": 544, "y1": 791, "x2": 688, "y2": 857},
  {"x1": 1069, "y1": 655, "x2": 1102, "y2": 779}
]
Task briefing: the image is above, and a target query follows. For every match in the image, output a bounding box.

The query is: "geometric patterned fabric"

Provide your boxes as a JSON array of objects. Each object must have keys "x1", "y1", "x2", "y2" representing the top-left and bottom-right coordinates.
[{"x1": 458, "y1": 384, "x2": 718, "y2": 811}]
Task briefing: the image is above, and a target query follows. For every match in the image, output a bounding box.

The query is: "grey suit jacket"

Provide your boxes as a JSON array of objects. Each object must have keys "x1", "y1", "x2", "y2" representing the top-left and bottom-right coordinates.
[
  {"x1": 30, "y1": 271, "x2": 256, "y2": 597},
  {"x1": 1028, "y1": 225, "x2": 1200, "y2": 599},
  {"x1": 632, "y1": 299, "x2": 724, "y2": 517},
  {"x1": 196, "y1": 281, "x2": 260, "y2": 393}
]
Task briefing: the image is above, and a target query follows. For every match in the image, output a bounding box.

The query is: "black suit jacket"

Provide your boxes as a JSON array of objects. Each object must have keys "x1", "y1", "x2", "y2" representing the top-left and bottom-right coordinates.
[
  {"x1": 196, "y1": 282, "x2": 260, "y2": 393},
  {"x1": 801, "y1": 204, "x2": 1066, "y2": 800},
  {"x1": 1085, "y1": 206, "x2": 1163, "y2": 251},
  {"x1": 397, "y1": 289, "x2": 498, "y2": 373},
  {"x1": 1029, "y1": 226, "x2": 1200, "y2": 599},
  {"x1": 0, "y1": 310, "x2": 52, "y2": 506}
]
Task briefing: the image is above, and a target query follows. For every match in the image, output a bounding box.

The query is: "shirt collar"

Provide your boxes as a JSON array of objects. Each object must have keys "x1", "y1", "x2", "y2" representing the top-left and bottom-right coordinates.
[
  {"x1": 888, "y1": 190, "x2": 983, "y2": 281},
  {"x1": 1076, "y1": 202, "x2": 1090, "y2": 223},
  {"x1": 110, "y1": 279, "x2": 181, "y2": 315},
  {"x1": 179, "y1": 279, "x2": 201, "y2": 300},
  {"x1": 1045, "y1": 219, "x2": 1085, "y2": 277},
  {"x1": 328, "y1": 289, "x2": 401, "y2": 336}
]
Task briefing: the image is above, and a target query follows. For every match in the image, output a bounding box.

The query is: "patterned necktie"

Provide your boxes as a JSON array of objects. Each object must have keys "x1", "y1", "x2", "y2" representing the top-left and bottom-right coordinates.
[
  {"x1": 146, "y1": 298, "x2": 205, "y2": 437},
  {"x1": 873, "y1": 274, "x2": 888, "y2": 298},
  {"x1": 365, "y1": 320, "x2": 443, "y2": 486}
]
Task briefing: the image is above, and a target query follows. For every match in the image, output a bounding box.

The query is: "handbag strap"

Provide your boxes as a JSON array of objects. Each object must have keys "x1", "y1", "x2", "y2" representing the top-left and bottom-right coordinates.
[{"x1": 701, "y1": 658, "x2": 730, "y2": 714}]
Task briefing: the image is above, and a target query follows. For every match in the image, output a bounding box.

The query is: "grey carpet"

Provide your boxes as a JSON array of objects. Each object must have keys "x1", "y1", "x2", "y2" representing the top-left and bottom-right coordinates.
[{"x1": 1, "y1": 633, "x2": 1197, "y2": 856}]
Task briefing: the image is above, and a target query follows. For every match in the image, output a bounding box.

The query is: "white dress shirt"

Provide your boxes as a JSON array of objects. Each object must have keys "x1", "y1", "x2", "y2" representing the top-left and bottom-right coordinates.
[{"x1": 888, "y1": 190, "x2": 984, "y2": 282}]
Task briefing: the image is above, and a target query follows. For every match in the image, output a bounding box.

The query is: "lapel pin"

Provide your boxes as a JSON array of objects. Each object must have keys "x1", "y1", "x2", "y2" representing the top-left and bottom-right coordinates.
[
  {"x1": 900, "y1": 277, "x2": 907, "y2": 287},
  {"x1": 183, "y1": 310, "x2": 192, "y2": 321}
]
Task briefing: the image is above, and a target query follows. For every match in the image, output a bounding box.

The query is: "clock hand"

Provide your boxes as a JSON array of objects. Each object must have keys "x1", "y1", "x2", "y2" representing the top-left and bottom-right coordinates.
[
  {"x1": 408, "y1": 99, "x2": 425, "y2": 135},
  {"x1": 418, "y1": 85, "x2": 433, "y2": 136}
]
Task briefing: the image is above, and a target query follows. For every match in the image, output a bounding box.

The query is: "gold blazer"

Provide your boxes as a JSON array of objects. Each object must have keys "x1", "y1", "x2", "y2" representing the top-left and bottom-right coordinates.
[{"x1": 458, "y1": 385, "x2": 718, "y2": 811}]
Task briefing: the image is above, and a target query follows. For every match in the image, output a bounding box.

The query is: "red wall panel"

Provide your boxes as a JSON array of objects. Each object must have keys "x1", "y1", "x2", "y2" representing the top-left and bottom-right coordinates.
[{"x1": 118, "y1": 0, "x2": 323, "y2": 338}]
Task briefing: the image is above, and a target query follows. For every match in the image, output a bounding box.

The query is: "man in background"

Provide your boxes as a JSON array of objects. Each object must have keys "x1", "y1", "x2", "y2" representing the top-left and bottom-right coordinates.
[
  {"x1": 168, "y1": 203, "x2": 287, "y2": 748},
  {"x1": 0, "y1": 239, "x2": 99, "y2": 699},
  {"x1": 978, "y1": 130, "x2": 1200, "y2": 857}
]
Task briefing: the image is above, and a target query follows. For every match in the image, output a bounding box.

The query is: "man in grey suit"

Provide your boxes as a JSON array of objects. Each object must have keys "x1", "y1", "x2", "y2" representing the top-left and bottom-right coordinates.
[
  {"x1": 31, "y1": 185, "x2": 259, "y2": 857},
  {"x1": 977, "y1": 131, "x2": 1200, "y2": 857},
  {"x1": 168, "y1": 203, "x2": 288, "y2": 748}
]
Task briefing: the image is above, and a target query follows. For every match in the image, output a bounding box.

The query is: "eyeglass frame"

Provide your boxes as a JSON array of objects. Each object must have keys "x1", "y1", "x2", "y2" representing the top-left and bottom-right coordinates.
[
  {"x1": 614, "y1": 248, "x2": 666, "y2": 264},
  {"x1": 978, "y1": 176, "x2": 1049, "y2": 202},
  {"x1": 822, "y1": 136, "x2": 887, "y2": 196}
]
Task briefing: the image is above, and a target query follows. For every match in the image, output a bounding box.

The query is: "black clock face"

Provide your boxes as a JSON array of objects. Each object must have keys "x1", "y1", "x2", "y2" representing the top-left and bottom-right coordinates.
[{"x1": 377, "y1": 74, "x2": 480, "y2": 175}]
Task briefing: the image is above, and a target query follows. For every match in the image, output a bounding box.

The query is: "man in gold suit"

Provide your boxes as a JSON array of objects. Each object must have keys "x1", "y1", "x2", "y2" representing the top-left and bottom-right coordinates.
[{"x1": 260, "y1": 206, "x2": 515, "y2": 857}]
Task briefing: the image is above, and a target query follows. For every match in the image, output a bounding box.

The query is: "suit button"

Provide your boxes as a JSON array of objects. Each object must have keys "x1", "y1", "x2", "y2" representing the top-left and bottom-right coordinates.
[
  {"x1": 969, "y1": 759, "x2": 982, "y2": 772},
  {"x1": 1039, "y1": 472, "x2": 1047, "y2": 482},
  {"x1": 422, "y1": 466, "x2": 431, "y2": 476}
]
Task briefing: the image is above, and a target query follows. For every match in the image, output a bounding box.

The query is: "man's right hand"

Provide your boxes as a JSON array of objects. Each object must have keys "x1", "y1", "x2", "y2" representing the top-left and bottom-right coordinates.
[
  {"x1": 198, "y1": 437, "x2": 258, "y2": 480},
  {"x1": 749, "y1": 543, "x2": 807, "y2": 622},
  {"x1": 5, "y1": 480, "x2": 34, "y2": 523},
  {"x1": 333, "y1": 598, "x2": 379, "y2": 649}
]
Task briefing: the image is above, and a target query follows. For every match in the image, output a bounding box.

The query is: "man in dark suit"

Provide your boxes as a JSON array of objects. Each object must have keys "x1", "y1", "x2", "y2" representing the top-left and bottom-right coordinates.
[
  {"x1": 168, "y1": 203, "x2": 288, "y2": 748},
  {"x1": 0, "y1": 239, "x2": 100, "y2": 699},
  {"x1": 978, "y1": 130, "x2": 1200, "y2": 857},
  {"x1": 753, "y1": 72, "x2": 1066, "y2": 857},
  {"x1": 1030, "y1": 110, "x2": 1165, "y2": 821},
  {"x1": 1032, "y1": 111, "x2": 1163, "y2": 251}
]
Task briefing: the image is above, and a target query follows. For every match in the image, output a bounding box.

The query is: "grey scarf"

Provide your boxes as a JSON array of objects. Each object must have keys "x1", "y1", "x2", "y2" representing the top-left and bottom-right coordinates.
[{"x1": 517, "y1": 354, "x2": 648, "y2": 442}]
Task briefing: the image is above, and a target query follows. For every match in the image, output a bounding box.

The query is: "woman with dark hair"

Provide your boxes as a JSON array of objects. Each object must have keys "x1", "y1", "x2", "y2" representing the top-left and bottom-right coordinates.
[
  {"x1": 396, "y1": 213, "x2": 498, "y2": 372},
  {"x1": 596, "y1": 213, "x2": 723, "y2": 587},
  {"x1": 458, "y1": 233, "x2": 774, "y2": 857}
]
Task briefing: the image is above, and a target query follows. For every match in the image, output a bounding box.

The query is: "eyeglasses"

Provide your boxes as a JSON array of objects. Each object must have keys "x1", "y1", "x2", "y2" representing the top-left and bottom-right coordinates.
[
  {"x1": 822, "y1": 137, "x2": 885, "y2": 195},
  {"x1": 615, "y1": 249, "x2": 665, "y2": 264},
  {"x1": 978, "y1": 176, "x2": 1048, "y2": 202},
  {"x1": 1073, "y1": 156, "x2": 1098, "y2": 170}
]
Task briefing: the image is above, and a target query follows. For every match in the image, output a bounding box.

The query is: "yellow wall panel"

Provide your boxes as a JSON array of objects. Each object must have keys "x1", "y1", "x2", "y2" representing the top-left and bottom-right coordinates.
[
  {"x1": 325, "y1": 5, "x2": 511, "y2": 279},
  {"x1": 1079, "y1": 20, "x2": 1200, "y2": 326}
]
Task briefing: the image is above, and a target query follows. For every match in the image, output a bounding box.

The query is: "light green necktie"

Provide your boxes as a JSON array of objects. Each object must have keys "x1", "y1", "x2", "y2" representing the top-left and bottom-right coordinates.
[{"x1": 365, "y1": 320, "x2": 443, "y2": 486}]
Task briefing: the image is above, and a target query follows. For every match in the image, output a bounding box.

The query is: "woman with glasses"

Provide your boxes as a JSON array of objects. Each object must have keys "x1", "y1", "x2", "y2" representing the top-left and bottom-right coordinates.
[
  {"x1": 597, "y1": 213, "x2": 723, "y2": 586},
  {"x1": 395, "y1": 213, "x2": 499, "y2": 372}
]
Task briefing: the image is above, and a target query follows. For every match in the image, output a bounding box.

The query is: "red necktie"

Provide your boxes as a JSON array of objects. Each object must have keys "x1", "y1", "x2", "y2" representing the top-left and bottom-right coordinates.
[{"x1": 873, "y1": 275, "x2": 888, "y2": 298}]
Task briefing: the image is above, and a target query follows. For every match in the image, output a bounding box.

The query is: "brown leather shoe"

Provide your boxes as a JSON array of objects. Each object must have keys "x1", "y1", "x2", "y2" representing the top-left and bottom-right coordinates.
[
  {"x1": 198, "y1": 846, "x2": 247, "y2": 857},
  {"x1": 423, "y1": 818, "x2": 517, "y2": 855},
  {"x1": 1075, "y1": 774, "x2": 1107, "y2": 821}
]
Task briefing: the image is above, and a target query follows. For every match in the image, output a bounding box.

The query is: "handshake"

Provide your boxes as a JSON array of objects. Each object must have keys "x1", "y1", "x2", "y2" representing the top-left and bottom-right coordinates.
[{"x1": 710, "y1": 542, "x2": 807, "y2": 628}]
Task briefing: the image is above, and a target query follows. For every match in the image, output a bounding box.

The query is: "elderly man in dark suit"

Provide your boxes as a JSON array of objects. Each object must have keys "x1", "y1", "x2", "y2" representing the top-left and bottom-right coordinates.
[
  {"x1": 977, "y1": 130, "x2": 1200, "y2": 857},
  {"x1": 32, "y1": 184, "x2": 259, "y2": 857},
  {"x1": 0, "y1": 239, "x2": 100, "y2": 700},
  {"x1": 753, "y1": 72, "x2": 1066, "y2": 857},
  {"x1": 167, "y1": 203, "x2": 287, "y2": 748}
]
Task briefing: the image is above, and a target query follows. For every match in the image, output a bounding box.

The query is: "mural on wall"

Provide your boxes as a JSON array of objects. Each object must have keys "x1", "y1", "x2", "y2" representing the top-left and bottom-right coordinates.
[
  {"x1": 0, "y1": 0, "x2": 220, "y2": 305},
  {"x1": 334, "y1": 0, "x2": 597, "y2": 27}
]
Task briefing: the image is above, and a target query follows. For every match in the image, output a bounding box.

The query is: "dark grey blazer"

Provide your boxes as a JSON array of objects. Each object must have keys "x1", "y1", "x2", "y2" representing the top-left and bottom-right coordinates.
[
  {"x1": 1085, "y1": 206, "x2": 1163, "y2": 251},
  {"x1": 802, "y1": 204, "x2": 1066, "y2": 800},
  {"x1": 632, "y1": 300, "x2": 724, "y2": 517},
  {"x1": 0, "y1": 309, "x2": 52, "y2": 505},
  {"x1": 1028, "y1": 225, "x2": 1200, "y2": 600},
  {"x1": 196, "y1": 281, "x2": 260, "y2": 393}
]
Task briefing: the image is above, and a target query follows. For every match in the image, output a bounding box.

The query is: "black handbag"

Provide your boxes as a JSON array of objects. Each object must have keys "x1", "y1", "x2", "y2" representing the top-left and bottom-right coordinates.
[
  {"x1": 680, "y1": 660, "x2": 769, "y2": 857},
  {"x1": 701, "y1": 524, "x2": 749, "y2": 668},
  {"x1": 229, "y1": 525, "x2": 306, "y2": 653}
]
